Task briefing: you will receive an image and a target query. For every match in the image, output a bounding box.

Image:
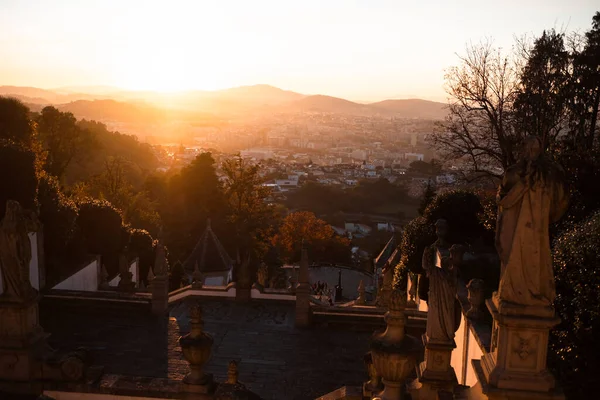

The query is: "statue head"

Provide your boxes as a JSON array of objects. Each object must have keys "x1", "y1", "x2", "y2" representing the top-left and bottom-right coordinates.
[
  {"x1": 522, "y1": 135, "x2": 542, "y2": 162},
  {"x1": 435, "y1": 219, "x2": 449, "y2": 242}
]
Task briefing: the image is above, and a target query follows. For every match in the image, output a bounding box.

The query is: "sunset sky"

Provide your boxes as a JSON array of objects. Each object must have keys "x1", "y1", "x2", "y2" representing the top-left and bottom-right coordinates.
[{"x1": 0, "y1": 0, "x2": 597, "y2": 102}]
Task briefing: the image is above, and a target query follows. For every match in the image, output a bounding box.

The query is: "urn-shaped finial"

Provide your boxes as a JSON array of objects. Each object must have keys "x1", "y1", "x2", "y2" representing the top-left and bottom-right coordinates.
[
  {"x1": 180, "y1": 302, "x2": 214, "y2": 391},
  {"x1": 227, "y1": 360, "x2": 238, "y2": 384}
]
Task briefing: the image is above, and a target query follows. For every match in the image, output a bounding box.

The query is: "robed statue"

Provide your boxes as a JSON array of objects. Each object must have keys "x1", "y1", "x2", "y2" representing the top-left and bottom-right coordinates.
[
  {"x1": 0, "y1": 200, "x2": 39, "y2": 301},
  {"x1": 495, "y1": 135, "x2": 569, "y2": 307},
  {"x1": 422, "y1": 219, "x2": 462, "y2": 343}
]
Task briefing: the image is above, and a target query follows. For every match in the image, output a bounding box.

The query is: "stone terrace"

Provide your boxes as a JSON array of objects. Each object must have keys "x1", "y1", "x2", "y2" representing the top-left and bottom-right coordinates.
[{"x1": 41, "y1": 296, "x2": 373, "y2": 400}]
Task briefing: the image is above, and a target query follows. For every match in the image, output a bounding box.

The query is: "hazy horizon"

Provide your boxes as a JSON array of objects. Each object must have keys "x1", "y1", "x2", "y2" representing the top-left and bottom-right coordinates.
[{"x1": 1, "y1": 0, "x2": 598, "y2": 102}]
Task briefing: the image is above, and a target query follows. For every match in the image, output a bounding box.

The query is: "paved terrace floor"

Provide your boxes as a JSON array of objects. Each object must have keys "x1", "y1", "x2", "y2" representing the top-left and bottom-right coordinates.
[{"x1": 41, "y1": 297, "x2": 374, "y2": 400}]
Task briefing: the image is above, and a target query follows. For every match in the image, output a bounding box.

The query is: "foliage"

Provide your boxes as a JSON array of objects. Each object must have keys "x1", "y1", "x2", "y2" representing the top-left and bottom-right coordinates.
[
  {"x1": 222, "y1": 154, "x2": 278, "y2": 260},
  {"x1": 430, "y1": 40, "x2": 521, "y2": 181},
  {"x1": 396, "y1": 190, "x2": 494, "y2": 300},
  {"x1": 409, "y1": 160, "x2": 442, "y2": 176},
  {"x1": 432, "y1": 13, "x2": 600, "y2": 184},
  {"x1": 37, "y1": 173, "x2": 79, "y2": 281},
  {"x1": 286, "y1": 179, "x2": 413, "y2": 216},
  {"x1": 159, "y1": 152, "x2": 225, "y2": 262},
  {"x1": 513, "y1": 30, "x2": 572, "y2": 148},
  {"x1": 36, "y1": 106, "x2": 95, "y2": 179},
  {"x1": 397, "y1": 216, "x2": 434, "y2": 275},
  {"x1": 87, "y1": 157, "x2": 161, "y2": 235},
  {"x1": 550, "y1": 211, "x2": 600, "y2": 399},
  {"x1": 127, "y1": 228, "x2": 155, "y2": 285},
  {"x1": 392, "y1": 260, "x2": 409, "y2": 291},
  {"x1": 422, "y1": 190, "x2": 486, "y2": 245},
  {"x1": 0, "y1": 96, "x2": 35, "y2": 146},
  {"x1": 65, "y1": 119, "x2": 158, "y2": 187},
  {"x1": 76, "y1": 198, "x2": 128, "y2": 276},
  {"x1": 418, "y1": 180, "x2": 436, "y2": 215},
  {"x1": 272, "y1": 211, "x2": 350, "y2": 264},
  {"x1": 0, "y1": 141, "x2": 39, "y2": 219}
]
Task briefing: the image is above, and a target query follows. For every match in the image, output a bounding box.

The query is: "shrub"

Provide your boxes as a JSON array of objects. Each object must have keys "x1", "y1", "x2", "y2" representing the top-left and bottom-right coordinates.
[
  {"x1": 128, "y1": 228, "x2": 155, "y2": 285},
  {"x1": 422, "y1": 189, "x2": 485, "y2": 245},
  {"x1": 37, "y1": 173, "x2": 79, "y2": 282},
  {"x1": 76, "y1": 199, "x2": 127, "y2": 276},
  {"x1": 0, "y1": 141, "x2": 38, "y2": 218},
  {"x1": 550, "y1": 210, "x2": 600, "y2": 399}
]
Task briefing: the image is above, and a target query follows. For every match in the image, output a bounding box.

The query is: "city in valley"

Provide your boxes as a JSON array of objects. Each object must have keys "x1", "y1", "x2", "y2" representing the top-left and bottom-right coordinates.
[{"x1": 0, "y1": 3, "x2": 598, "y2": 400}]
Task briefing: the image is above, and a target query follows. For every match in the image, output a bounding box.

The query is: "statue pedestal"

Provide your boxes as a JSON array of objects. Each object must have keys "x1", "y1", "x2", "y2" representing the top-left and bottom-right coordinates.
[
  {"x1": 476, "y1": 296, "x2": 564, "y2": 399},
  {"x1": 0, "y1": 298, "x2": 47, "y2": 384},
  {"x1": 413, "y1": 336, "x2": 457, "y2": 400}
]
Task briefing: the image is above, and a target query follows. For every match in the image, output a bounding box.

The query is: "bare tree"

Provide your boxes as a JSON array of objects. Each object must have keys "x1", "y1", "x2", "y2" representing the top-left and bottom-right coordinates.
[{"x1": 430, "y1": 41, "x2": 522, "y2": 182}]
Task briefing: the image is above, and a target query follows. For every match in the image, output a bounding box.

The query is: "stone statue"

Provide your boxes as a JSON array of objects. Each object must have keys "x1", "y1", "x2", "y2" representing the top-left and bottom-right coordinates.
[
  {"x1": 422, "y1": 219, "x2": 462, "y2": 343},
  {"x1": 495, "y1": 135, "x2": 569, "y2": 307},
  {"x1": 0, "y1": 201, "x2": 38, "y2": 301}
]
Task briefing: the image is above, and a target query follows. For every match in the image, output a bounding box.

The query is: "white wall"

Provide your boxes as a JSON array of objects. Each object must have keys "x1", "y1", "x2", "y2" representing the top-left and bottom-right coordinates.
[
  {"x1": 451, "y1": 313, "x2": 484, "y2": 387},
  {"x1": 53, "y1": 258, "x2": 99, "y2": 292}
]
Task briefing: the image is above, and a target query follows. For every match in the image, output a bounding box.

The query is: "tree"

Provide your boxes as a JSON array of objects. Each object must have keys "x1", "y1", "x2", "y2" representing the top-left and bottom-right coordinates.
[
  {"x1": 0, "y1": 141, "x2": 39, "y2": 219},
  {"x1": 430, "y1": 41, "x2": 521, "y2": 181},
  {"x1": 0, "y1": 97, "x2": 35, "y2": 146},
  {"x1": 570, "y1": 12, "x2": 600, "y2": 148},
  {"x1": 551, "y1": 211, "x2": 600, "y2": 399},
  {"x1": 514, "y1": 30, "x2": 573, "y2": 149},
  {"x1": 37, "y1": 173, "x2": 79, "y2": 282},
  {"x1": 418, "y1": 180, "x2": 436, "y2": 215},
  {"x1": 128, "y1": 228, "x2": 155, "y2": 285},
  {"x1": 37, "y1": 106, "x2": 94, "y2": 179},
  {"x1": 76, "y1": 199, "x2": 128, "y2": 276},
  {"x1": 272, "y1": 211, "x2": 350, "y2": 263},
  {"x1": 87, "y1": 157, "x2": 161, "y2": 235},
  {"x1": 222, "y1": 154, "x2": 277, "y2": 261}
]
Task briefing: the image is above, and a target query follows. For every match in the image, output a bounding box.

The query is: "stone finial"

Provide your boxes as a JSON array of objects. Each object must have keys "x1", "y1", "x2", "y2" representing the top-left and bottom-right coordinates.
[
  {"x1": 192, "y1": 261, "x2": 203, "y2": 289},
  {"x1": 227, "y1": 360, "x2": 238, "y2": 384},
  {"x1": 356, "y1": 280, "x2": 366, "y2": 306},
  {"x1": 370, "y1": 289, "x2": 419, "y2": 400},
  {"x1": 299, "y1": 245, "x2": 309, "y2": 284},
  {"x1": 147, "y1": 267, "x2": 155, "y2": 283},
  {"x1": 99, "y1": 264, "x2": 109, "y2": 289},
  {"x1": 180, "y1": 302, "x2": 214, "y2": 393},
  {"x1": 466, "y1": 278, "x2": 485, "y2": 319}
]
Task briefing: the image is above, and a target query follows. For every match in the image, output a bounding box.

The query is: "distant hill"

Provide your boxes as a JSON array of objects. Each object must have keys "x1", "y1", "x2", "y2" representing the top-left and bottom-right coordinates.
[
  {"x1": 0, "y1": 85, "x2": 110, "y2": 104},
  {"x1": 370, "y1": 99, "x2": 448, "y2": 119},
  {"x1": 280, "y1": 95, "x2": 371, "y2": 115},
  {"x1": 0, "y1": 84, "x2": 448, "y2": 119}
]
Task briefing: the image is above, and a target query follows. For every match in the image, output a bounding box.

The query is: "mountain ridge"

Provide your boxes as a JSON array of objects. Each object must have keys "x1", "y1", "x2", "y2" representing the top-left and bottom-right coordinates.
[{"x1": 0, "y1": 84, "x2": 448, "y2": 120}]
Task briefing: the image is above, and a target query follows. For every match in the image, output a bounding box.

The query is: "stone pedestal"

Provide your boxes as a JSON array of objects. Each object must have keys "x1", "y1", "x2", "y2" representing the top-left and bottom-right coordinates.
[
  {"x1": 0, "y1": 298, "x2": 46, "y2": 384},
  {"x1": 180, "y1": 302, "x2": 215, "y2": 395},
  {"x1": 295, "y1": 282, "x2": 311, "y2": 328},
  {"x1": 151, "y1": 275, "x2": 169, "y2": 315},
  {"x1": 475, "y1": 296, "x2": 564, "y2": 399},
  {"x1": 414, "y1": 336, "x2": 457, "y2": 399}
]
